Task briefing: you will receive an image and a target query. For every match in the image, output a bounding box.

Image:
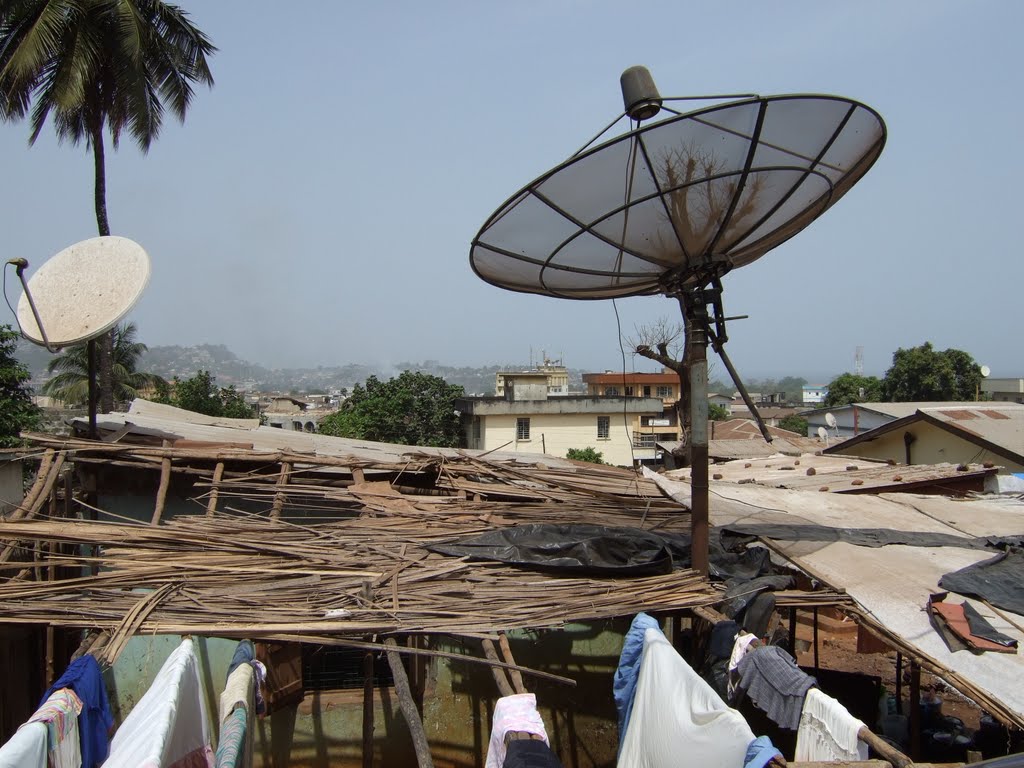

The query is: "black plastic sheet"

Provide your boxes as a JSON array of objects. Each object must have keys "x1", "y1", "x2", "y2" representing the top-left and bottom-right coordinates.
[
  {"x1": 427, "y1": 523, "x2": 686, "y2": 576},
  {"x1": 940, "y1": 551, "x2": 1024, "y2": 616},
  {"x1": 723, "y1": 523, "x2": 1009, "y2": 550}
]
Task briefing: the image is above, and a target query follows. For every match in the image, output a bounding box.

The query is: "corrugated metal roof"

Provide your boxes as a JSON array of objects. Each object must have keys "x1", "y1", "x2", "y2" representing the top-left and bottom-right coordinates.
[
  {"x1": 824, "y1": 405, "x2": 1024, "y2": 465},
  {"x1": 686, "y1": 455, "x2": 996, "y2": 494},
  {"x1": 644, "y1": 469, "x2": 1024, "y2": 728}
]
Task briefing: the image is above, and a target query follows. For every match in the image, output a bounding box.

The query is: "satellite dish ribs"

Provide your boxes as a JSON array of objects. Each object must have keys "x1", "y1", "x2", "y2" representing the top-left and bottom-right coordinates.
[{"x1": 471, "y1": 95, "x2": 885, "y2": 299}]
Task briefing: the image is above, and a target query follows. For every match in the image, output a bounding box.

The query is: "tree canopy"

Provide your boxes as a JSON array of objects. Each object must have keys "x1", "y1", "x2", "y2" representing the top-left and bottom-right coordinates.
[
  {"x1": 156, "y1": 370, "x2": 258, "y2": 419},
  {"x1": 883, "y1": 343, "x2": 983, "y2": 402},
  {"x1": 318, "y1": 371, "x2": 464, "y2": 447},
  {"x1": 566, "y1": 447, "x2": 604, "y2": 464},
  {"x1": 41, "y1": 322, "x2": 164, "y2": 408},
  {"x1": 777, "y1": 415, "x2": 808, "y2": 436},
  {"x1": 709, "y1": 403, "x2": 731, "y2": 421},
  {"x1": 823, "y1": 373, "x2": 884, "y2": 408},
  {"x1": 0, "y1": 325, "x2": 40, "y2": 446}
]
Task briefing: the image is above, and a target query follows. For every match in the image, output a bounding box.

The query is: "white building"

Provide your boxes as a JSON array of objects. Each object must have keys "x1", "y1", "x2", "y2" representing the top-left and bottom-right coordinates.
[{"x1": 801, "y1": 385, "x2": 828, "y2": 405}]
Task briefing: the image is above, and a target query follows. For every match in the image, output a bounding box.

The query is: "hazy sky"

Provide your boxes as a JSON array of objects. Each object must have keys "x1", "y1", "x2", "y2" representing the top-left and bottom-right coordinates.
[{"x1": 2, "y1": 1, "x2": 1020, "y2": 383}]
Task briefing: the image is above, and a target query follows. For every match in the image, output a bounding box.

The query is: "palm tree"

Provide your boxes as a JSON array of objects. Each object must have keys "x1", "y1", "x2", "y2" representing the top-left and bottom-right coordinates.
[
  {"x1": 42, "y1": 322, "x2": 166, "y2": 408},
  {"x1": 0, "y1": 0, "x2": 215, "y2": 412}
]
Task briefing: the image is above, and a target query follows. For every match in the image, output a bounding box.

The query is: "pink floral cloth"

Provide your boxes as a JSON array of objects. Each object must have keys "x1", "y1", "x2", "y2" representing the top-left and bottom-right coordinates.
[{"x1": 485, "y1": 693, "x2": 549, "y2": 768}]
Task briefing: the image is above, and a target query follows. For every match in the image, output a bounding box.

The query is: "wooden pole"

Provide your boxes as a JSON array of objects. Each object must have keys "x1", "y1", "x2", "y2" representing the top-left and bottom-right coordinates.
[
  {"x1": 497, "y1": 633, "x2": 526, "y2": 694},
  {"x1": 206, "y1": 462, "x2": 225, "y2": 516},
  {"x1": 87, "y1": 340, "x2": 98, "y2": 439},
  {"x1": 384, "y1": 638, "x2": 434, "y2": 768},
  {"x1": 812, "y1": 608, "x2": 820, "y2": 671},
  {"x1": 909, "y1": 660, "x2": 921, "y2": 761},
  {"x1": 895, "y1": 651, "x2": 903, "y2": 715},
  {"x1": 151, "y1": 441, "x2": 172, "y2": 525},
  {"x1": 362, "y1": 651, "x2": 374, "y2": 768},
  {"x1": 857, "y1": 726, "x2": 912, "y2": 768},
  {"x1": 788, "y1": 607, "x2": 797, "y2": 653},
  {"x1": 481, "y1": 638, "x2": 515, "y2": 697},
  {"x1": 271, "y1": 461, "x2": 292, "y2": 519}
]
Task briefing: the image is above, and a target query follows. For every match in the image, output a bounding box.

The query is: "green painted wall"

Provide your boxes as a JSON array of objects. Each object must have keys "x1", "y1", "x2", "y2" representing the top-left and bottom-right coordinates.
[{"x1": 109, "y1": 619, "x2": 639, "y2": 767}]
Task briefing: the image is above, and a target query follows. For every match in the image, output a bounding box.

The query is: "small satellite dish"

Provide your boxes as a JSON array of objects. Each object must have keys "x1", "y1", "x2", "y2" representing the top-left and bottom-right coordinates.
[
  {"x1": 817, "y1": 426, "x2": 829, "y2": 442},
  {"x1": 15, "y1": 236, "x2": 150, "y2": 348},
  {"x1": 825, "y1": 412, "x2": 837, "y2": 429},
  {"x1": 981, "y1": 365, "x2": 991, "y2": 378}
]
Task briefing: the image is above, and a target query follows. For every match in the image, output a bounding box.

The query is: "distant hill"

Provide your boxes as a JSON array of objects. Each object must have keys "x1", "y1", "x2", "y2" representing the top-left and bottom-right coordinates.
[{"x1": 15, "y1": 339, "x2": 584, "y2": 396}]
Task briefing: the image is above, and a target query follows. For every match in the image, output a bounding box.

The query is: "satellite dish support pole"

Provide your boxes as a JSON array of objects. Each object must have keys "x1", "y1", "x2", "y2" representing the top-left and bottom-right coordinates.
[{"x1": 679, "y1": 288, "x2": 710, "y2": 577}]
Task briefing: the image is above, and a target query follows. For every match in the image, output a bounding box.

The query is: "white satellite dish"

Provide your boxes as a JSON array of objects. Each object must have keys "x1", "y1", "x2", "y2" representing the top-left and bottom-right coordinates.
[
  {"x1": 980, "y1": 365, "x2": 991, "y2": 378},
  {"x1": 825, "y1": 412, "x2": 837, "y2": 429},
  {"x1": 15, "y1": 236, "x2": 150, "y2": 348},
  {"x1": 817, "y1": 426, "x2": 829, "y2": 444}
]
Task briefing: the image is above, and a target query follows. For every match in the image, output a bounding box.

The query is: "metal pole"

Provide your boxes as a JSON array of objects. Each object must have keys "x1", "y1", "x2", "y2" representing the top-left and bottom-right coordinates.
[{"x1": 686, "y1": 294, "x2": 710, "y2": 577}]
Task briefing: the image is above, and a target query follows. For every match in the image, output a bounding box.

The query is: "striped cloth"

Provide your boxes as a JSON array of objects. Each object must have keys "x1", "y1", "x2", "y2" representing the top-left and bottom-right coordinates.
[{"x1": 214, "y1": 708, "x2": 247, "y2": 768}]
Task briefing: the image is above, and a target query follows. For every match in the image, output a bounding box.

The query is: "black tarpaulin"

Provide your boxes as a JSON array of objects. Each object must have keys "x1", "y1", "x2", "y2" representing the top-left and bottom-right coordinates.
[
  {"x1": 939, "y1": 551, "x2": 1024, "y2": 616},
  {"x1": 427, "y1": 523, "x2": 689, "y2": 576}
]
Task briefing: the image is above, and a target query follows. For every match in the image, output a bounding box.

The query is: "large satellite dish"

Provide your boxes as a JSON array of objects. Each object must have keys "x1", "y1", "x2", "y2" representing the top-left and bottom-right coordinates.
[
  {"x1": 15, "y1": 236, "x2": 150, "y2": 348},
  {"x1": 471, "y1": 94, "x2": 885, "y2": 299},
  {"x1": 468, "y1": 67, "x2": 885, "y2": 576}
]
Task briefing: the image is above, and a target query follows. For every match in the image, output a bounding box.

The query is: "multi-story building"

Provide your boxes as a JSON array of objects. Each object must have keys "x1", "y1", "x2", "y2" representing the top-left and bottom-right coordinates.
[
  {"x1": 458, "y1": 380, "x2": 664, "y2": 466},
  {"x1": 581, "y1": 370, "x2": 682, "y2": 448},
  {"x1": 495, "y1": 359, "x2": 570, "y2": 398}
]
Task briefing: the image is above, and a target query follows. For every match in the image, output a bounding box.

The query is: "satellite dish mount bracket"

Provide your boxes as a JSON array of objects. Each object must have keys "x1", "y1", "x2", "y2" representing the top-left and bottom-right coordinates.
[{"x1": 5, "y1": 259, "x2": 57, "y2": 353}]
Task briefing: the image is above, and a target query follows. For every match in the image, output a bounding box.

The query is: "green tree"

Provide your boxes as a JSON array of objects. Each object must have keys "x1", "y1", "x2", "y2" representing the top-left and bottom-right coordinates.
[
  {"x1": 0, "y1": 325, "x2": 40, "y2": 445},
  {"x1": 776, "y1": 376, "x2": 808, "y2": 404},
  {"x1": 41, "y1": 322, "x2": 164, "y2": 408},
  {"x1": 566, "y1": 447, "x2": 604, "y2": 464},
  {"x1": 163, "y1": 370, "x2": 258, "y2": 419},
  {"x1": 883, "y1": 343, "x2": 982, "y2": 402},
  {"x1": 709, "y1": 403, "x2": 730, "y2": 421},
  {"x1": 777, "y1": 415, "x2": 808, "y2": 436},
  {"x1": 0, "y1": 0, "x2": 215, "y2": 411},
  {"x1": 823, "y1": 373, "x2": 884, "y2": 408},
  {"x1": 318, "y1": 371, "x2": 464, "y2": 447}
]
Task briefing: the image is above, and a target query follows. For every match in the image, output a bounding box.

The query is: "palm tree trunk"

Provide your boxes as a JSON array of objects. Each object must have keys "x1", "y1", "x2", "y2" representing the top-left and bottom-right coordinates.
[{"x1": 91, "y1": 122, "x2": 115, "y2": 414}]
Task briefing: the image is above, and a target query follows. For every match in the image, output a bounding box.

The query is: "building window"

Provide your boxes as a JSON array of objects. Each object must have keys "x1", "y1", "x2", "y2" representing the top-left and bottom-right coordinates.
[
  {"x1": 597, "y1": 416, "x2": 610, "y2": 439},
  {"x1": 643, "y1": 386, "x2": 651, "y2": 397},
  {"x1": 604, "y1": 386, "x2": 619, "y2": 396},
  {"x1": 472, "y1": 416, "x2": 481, "y2": 442},
  {"x1": 656, "y1": 385, "x2": 672, "y2": 398},
  {"x1": 516, "y1": 418, "x2": 531, "y2": 441},
  {"x1": 625, "y1": 386, "x2": 635, "y2": 396}
]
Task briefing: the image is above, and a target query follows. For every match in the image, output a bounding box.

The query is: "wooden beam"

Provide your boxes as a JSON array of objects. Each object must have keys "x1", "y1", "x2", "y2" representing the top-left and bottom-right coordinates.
[
  {"x1": 362, "y1": 651, "x2": 374, "y2": 768},
  {"x1": 481, "y1": 638, "x2": 514, "y2": 697},
  {"x1": 151, "y1": 442, "x2": 173, "y2": 526},
  {"x1": 271, "y1": 461, "x2": 292, "y2": 519},
  {"x1": 909, "y1": 660, "x2": 921, "y2": 761},
  {"x1": 384, "y1": 638, "x2": 434, "y2": 768},
  {"x1": 206, "y1": 462, "x2": 225, "y2": 516},
  {"x1": 498, "y1": 632, "x2": 526, "y2": 694},
  {"x1": 858, "y1": 726, "x2": 911, "y2": 768}
]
